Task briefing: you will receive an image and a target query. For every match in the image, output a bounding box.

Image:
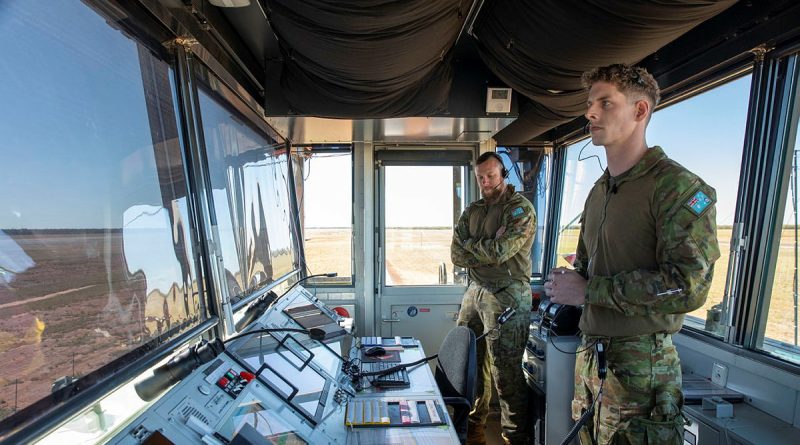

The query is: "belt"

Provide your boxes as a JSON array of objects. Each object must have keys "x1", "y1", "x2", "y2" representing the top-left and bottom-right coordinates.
[{"x1": 582, "y1": 332, "x2": 672, "y2": 344}]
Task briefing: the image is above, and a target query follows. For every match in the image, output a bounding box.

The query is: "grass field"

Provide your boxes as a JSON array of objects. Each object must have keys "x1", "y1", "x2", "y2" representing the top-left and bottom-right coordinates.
[
  {"x1": 0, "y1": 231, "x2": 202, "y2": 418},
  {"x1": 307, "y1": 227, "x2": 800, "y2": 345},
  {"x1": 305, "y1": 228, "x2": 457, "y2": 286},
  {"x1": 3, "y1": 225, "x2": 799, "y2": 419}
]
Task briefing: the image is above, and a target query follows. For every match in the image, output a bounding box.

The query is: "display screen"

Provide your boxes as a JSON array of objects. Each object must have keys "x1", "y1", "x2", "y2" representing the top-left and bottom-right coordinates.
[
  {"x1": 307, "y1": 342, "x2": 342, "y2": 378},
  {"x1": 218, "y1": 397, "x2": 307, "y2": 444},
  {"x1": 228, "y1": 332, "x2": 330, "y2": 423}
]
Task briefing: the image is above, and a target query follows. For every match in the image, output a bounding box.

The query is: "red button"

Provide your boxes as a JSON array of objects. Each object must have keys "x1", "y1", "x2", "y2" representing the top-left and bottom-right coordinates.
[
  {"x1": 239, "y1": 371, "x2": 255, "y2": 382},
  {"x1": 217, "y1": 377, "x2": 229, "y2": 388},
  {"x1": 333, "y1": 307, "x2": 350, "y2": 317}
]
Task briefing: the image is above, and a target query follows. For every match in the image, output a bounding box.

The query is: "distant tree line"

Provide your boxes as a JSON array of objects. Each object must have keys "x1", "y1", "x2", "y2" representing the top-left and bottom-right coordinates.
[{"x1": 2, "y1": 228, "x2": 124, "y2": 234}]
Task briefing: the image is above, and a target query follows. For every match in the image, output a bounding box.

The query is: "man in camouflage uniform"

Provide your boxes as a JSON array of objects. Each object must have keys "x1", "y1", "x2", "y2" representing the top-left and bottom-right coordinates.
[
  {"x1": 544, "y1": 64, "x2": 720, "y2": 445},
  {"x1": 452, "y1": 151, "x2": 536, "y2": 445}
]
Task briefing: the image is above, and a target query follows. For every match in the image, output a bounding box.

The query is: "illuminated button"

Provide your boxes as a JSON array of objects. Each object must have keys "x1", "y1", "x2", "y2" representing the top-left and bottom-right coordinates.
[
  {"x1": 225, "y1": 370, "x2": 236, "y2": 380},
  {"x1": 217, "y1": 377, "x2": 230, "y2": 388},
  {"x1": 239, "y1": 371, "x2": 255, "y2": 382}
]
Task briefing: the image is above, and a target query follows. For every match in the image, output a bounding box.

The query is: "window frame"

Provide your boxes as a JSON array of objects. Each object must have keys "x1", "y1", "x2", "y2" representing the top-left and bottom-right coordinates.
[
  {"x1": 292, "y1": 144, "x2": 356, "y2": 288},
  {"x1": 0, "y1": 2, "x2": 220, "y2": 442},
  {"x1": 739, "y1": 50, "x2": 800, "y2": 366},
  {"x1": 495, "y1": 146, "x2": 553, "y2": 283},
  {"x1": 189, "y1": 56, "x2": 304, "y2": 319}
]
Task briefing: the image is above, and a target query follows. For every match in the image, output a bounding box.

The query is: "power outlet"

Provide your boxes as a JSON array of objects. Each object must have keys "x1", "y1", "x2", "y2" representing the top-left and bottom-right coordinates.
[{"x1": 711, "y1": 362, "x2": 728, "y2": 386}]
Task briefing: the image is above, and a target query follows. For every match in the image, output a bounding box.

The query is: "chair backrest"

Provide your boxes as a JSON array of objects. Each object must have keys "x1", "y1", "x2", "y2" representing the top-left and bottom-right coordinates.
[{"x1": 435, "y1": 326, "x2": 477, "y2": 402}]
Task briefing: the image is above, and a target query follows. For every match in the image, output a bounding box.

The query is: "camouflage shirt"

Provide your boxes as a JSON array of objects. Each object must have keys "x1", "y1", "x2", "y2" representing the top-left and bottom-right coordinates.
[
  {"x1": 451, "y1": 185, "x2": 536, "y2": 287},
  {"x1": 573, "y1": 146, "x2": 721, "y2": 337}
]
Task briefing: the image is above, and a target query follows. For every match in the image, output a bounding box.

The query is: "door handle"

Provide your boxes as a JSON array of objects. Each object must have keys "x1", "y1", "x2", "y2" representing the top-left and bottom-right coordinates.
[{"x1": 381, "y1": 317, "x2": 401, "y2": 323}]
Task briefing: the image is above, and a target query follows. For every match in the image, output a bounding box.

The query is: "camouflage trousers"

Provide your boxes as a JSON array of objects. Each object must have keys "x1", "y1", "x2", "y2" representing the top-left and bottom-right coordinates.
[
  {"x1": 573, "y1": 333, "x2": 684, "y2": 445},
  {"x1": 457, "y1": 280, "x2": 531, "y2": 444}
]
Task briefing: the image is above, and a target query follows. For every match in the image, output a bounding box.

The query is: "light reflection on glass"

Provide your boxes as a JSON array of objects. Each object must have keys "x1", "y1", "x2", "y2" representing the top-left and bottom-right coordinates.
[
  {"x1": 0, "y1": 0, "x2": 202, "y2": 420},
  {"x1": 198, "y1": 86, "x2": 297, "y2": 301}
]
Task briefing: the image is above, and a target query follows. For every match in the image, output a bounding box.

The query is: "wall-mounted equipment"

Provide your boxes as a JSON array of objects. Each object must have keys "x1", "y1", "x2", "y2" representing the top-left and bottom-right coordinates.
[{"x1": 486, "y1": 87, "x2": 512, "y2": 114}]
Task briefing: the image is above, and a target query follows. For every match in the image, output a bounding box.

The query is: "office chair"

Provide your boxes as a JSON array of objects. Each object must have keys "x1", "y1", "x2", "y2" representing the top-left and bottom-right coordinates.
[{"x1": 435, "y1": 326, "x2": 477, "y2": 443}]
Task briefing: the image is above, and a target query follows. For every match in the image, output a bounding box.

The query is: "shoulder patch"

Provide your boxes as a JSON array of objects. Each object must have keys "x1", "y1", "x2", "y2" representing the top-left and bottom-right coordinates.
[
  {"x1": 511, "y1": 207, "x2": 525, "y2": 218},
  {"x1": 685, "y1": 189, "x2": 713, "y2": 216}
]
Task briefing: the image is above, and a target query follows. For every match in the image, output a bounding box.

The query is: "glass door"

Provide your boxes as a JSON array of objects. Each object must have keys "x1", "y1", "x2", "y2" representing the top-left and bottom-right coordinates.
[{"x1": 375, "y1": 150, "x2": 473, "y2": 353}]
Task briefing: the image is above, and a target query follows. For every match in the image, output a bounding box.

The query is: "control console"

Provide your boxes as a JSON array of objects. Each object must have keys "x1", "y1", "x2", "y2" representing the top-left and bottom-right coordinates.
[{"x1": 108, "y1": 286, "x2": 354, "y2": 445}]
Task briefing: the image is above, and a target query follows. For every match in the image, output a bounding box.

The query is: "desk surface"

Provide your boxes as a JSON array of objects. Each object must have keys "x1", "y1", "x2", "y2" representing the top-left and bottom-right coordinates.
[
  {"x1": 104, "y1": 288, "x2": 461, "y2": 445},
  {"x1": 346, "y1": 341, "x2": 461, "y2": 445},
  {"x1": 685, "y1": 403, "x2": 800, "y2": 445}
]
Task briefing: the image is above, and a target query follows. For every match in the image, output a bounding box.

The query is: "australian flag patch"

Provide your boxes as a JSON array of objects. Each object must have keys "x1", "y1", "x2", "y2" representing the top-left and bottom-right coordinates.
[
  {"x1": 685, "y1": 190, "x2": 712, "y2": 216},
  {"x1": 511, "y1": 207, "x2": 524, "y2": 218}
]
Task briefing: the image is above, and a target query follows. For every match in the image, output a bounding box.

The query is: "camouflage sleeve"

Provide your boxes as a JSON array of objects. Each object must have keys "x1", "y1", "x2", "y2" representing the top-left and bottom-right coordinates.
[
  {"x1": 451, "y1": 207, "x2": 484, "y2": 268},
  {"x1": 462, "y1": 200, "x2": 536, "y2": 265},
  {"x1": 585, "y1": 181, "x2": 721, "y2": 316}
]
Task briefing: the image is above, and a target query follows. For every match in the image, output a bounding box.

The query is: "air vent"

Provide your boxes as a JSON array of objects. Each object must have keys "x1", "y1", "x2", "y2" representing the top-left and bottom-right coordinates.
[{"x1": 176, "y1": 402, "x2": 210, "y2": 425}]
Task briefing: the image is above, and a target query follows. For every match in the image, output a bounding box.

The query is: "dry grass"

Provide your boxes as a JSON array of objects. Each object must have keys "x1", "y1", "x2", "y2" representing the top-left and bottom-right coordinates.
[
  {"x1": 305, "y1": 228, "x2": 455, "y2": 285},
  {"x1": 4, "y1": 226, "x2": 800, "y2": 419},
  {"x1": 0, "y1": 232, "x2": 202, "y2": 418},
  {"x1": 303, "y1": 228, "x2": 353, "y2": 280},
  {"x1": 310, "y1": 227, "x2": 800, "y2": 345}
]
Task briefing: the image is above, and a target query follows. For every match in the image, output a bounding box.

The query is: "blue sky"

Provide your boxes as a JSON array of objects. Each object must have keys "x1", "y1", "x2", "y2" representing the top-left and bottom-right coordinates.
[
  {"x1": 0, "y1": 3, "x2": 789, "y2": 233},
  {"x1": 560, "y1": 75, "x2": 754, "y2": 227},
  {"x1": 1, "y1": 1, "x2": 163, "y2": 229}
]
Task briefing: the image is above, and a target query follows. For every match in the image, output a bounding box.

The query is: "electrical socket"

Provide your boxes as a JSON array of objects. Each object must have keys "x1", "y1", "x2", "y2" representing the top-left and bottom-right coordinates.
[{"x1": 711, "y1": 362, "x2": 728, "y2": 386}]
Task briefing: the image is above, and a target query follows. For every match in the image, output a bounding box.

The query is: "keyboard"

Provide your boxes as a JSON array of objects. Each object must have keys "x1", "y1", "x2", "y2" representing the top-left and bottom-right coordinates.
[{"x1": 366, "y1": 362, "x2": 410, "y2": 388}]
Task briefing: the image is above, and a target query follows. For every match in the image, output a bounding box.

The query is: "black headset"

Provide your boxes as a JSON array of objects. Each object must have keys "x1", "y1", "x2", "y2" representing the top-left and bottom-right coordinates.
[{"x1": 478, "y1": 152, "x2": 509, "y2": 179}]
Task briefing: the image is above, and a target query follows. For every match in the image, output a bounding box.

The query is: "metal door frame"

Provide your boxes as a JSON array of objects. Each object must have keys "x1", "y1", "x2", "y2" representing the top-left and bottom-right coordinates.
[{"x1": 373, "y1": 148, "x2": 476, "y2": 335}]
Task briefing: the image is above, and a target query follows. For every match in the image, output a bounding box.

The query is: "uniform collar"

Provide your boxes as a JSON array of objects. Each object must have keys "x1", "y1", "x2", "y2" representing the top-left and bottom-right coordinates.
[
  {"x1": 474, "y1": 184, "x2": 517, "y2": 206},
  {"x1": 594, "y1": 146, "x2": 666, "y2": 186}
]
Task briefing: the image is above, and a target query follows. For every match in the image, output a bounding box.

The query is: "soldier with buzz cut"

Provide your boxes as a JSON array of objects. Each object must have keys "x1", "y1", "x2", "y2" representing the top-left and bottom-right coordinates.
[
  {"x1": 451, "y1": 151, "x2": 536, "y2": 445},
  {"x1": 545, "y1": 64, "x2": 720, "y2": 444}
]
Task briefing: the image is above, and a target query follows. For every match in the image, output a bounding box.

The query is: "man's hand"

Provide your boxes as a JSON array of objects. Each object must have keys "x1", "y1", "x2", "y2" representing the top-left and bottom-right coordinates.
[{"x1": 543, "y1": 267, "x2": 587, "y2": 306}]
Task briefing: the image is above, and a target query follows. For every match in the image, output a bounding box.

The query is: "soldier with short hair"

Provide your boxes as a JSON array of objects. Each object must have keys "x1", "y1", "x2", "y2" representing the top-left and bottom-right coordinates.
[
  {"x1": 545, "y1": 64, "x2": 720, "y2": 444},
  {"x1": 452, "y1": 151, "x2": 536, "y2": 445}
]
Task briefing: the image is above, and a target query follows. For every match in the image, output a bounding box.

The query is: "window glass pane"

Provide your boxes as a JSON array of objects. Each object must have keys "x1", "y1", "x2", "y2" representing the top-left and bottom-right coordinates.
[
  {"x1": 648, "y1": 75, "x2": 750, "y2": 335},
  {"x1": 555, "y1": 141, "x2": 607, "y2": 269},
  {"x1": 0, "y1": 1, "x2": 203, "y2": 421},
  {"x1": 297, "y1": 151, "x2": 353, "y2": 285},
  {"x1": 761, "y1": 111, "x2": 800, "y2": 364},
  {"x1": 198, "y1": 83, "x2": 298, "y2": 300},
  {"x1": 498, "y1": 148, "x2": 551, "y2": 279},
  {"x1": 384, "y1": 166, "x2": 464, "y2": 286}
]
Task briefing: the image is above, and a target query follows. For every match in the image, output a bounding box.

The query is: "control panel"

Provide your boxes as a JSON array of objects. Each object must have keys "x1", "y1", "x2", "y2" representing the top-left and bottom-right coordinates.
[
  {"x1": 108, "y1": 286, "x2": 354, "y2": 445},
  {"x1": 523, "y1": 299, "x2": 581, "y2": 445},
  {"x1": 523, "y1": 300, "x2": 580, "y2": 389}
]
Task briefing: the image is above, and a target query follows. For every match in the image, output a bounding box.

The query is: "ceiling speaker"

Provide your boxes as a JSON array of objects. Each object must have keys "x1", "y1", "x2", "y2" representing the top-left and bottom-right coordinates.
[
  {"x1": 209, "y1": 0, "x2": 250, "y2": 7},
  {"x1": 486, "y1": 87, "x2": 512, "y2": 114}
]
